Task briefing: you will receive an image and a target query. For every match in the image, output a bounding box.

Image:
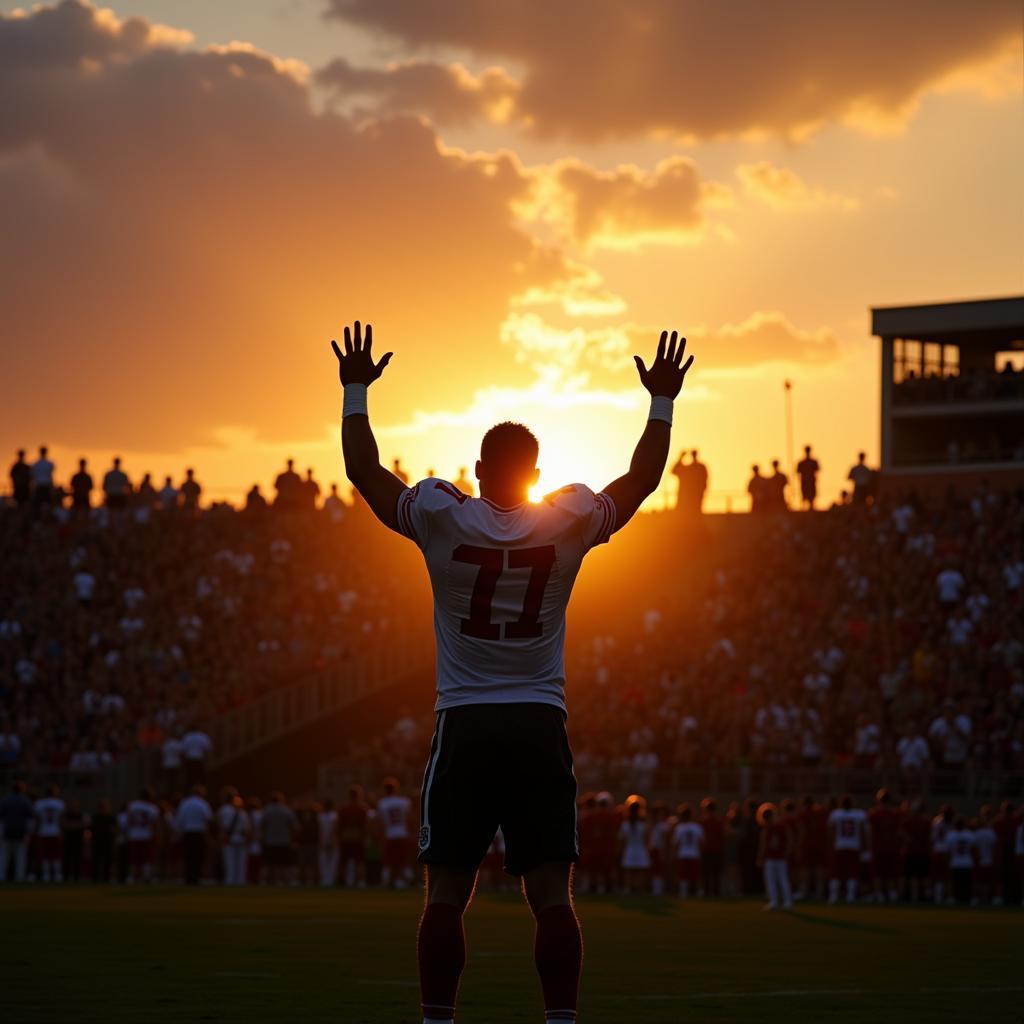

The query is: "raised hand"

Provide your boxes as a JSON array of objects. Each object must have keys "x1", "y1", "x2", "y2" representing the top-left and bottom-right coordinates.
[
  {"x1": 331, "y1": 321, "x2": 393, "y2": 387},
  {"x1": 633, "y1": 330, "x2": 693, "y2": 399}
]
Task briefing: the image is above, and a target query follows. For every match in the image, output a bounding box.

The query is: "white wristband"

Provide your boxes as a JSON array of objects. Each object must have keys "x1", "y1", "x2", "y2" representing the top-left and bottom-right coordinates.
[
  {"x1": 342, "y1": 383, "x2": 368, "y2": 418},
  {"x1": 649, "y1": 395, "x2": 673, "y2": 424}
]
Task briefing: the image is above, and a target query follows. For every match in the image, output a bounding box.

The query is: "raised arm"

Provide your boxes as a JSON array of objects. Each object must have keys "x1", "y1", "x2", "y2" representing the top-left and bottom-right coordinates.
[
  {"x1": 331, "y1": 321, "x2": 405, "y2": 532},
  {"x1": 602, "y1": 330, "x2": 694, "y2": 532}
]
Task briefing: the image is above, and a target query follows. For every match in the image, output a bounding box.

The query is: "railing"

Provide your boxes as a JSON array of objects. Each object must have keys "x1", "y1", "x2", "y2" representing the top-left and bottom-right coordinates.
[{"x1": 1, "y1": 633, "x2": 434, "y2": 805}]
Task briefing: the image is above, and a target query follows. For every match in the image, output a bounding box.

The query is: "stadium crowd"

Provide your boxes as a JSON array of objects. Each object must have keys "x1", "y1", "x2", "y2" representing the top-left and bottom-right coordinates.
[
  {"x1": 1, "y1": 779, "x2": 1022, "y2": 910},
  {"x1": 2, "y1": 447, "x2": 1022, "y2": 841}
]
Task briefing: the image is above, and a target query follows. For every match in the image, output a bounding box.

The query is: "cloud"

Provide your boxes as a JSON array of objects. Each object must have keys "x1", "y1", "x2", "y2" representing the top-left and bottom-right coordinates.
[
  {"x1": 736, "y1": 161, "x2": 859, "y2": 211},
  {"x1": 316, "y1": 57, "x2": 520, "y2": 126},
  {"x1": 525, "y1": 156, "x2": 733, "y2": 250},
  {"x1": 324, "y1": 0, "x2": 1022, "y2": 141},
  {"x1": 498, "y1": 309, "x2": 840, "y2": 392},
  {"x1": 0, "y1": 0, "x2": 583, "y2": 451}
]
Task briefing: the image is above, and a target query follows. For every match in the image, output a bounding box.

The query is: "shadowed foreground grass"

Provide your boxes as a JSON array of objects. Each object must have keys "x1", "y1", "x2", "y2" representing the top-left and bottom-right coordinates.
[{"x1": 0, "y1": 886, "x2": 1019, "y2": 1023}]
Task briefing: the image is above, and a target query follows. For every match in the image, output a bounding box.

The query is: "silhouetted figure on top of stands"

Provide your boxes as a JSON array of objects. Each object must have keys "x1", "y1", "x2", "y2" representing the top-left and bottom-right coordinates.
[
  {"x1": 137, "y1": 473, "x2": 157, "y2": 509},
  {"x1": 302, "y1": 468, "x2": 321, "y2": 511},
  {"x1": 9, "y1": 450, "x2": 30, "y2": 510},
  {"x1": 70, "y1": 458, "x2": 93, "y2": 513},
  {"x1": 274, "y1": 459, "x2": 302, "y2": 511},
  {"x1": 453, "y1": 467, "x2": 475, "y2": 497},
  {"x1": 103, "y1": 457, "x2": 131, "y2": 510},
  {"x1": 747, "y1": 464, "x2": 766, "y2": 515},
  {"x1": 796, "y1": 445, "x2": 819, "y2": 510},
  {"x1": 767, "y1": 459, "x2": 789, "y2": 514},
  {"x1": 848, "y1": 451, "x2": 873, "y2": 505},
  {"x1": 180, "y1": 468, "x2": 201, "y2": 514},
  {"x1": 245, "y1": 483, "x2": 267, "y2": 512},
  {"x1": 31, "y1": 446, "x2": 55, "y2": 510},
  {"x1": 672, "y1": 449, "x2": 708, "y2": 515}
]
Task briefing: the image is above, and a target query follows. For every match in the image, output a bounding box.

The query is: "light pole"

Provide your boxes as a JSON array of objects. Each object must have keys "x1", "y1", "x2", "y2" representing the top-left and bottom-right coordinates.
[{"x1": 784, "y1": 379, "x2": 795, "y2": 502}]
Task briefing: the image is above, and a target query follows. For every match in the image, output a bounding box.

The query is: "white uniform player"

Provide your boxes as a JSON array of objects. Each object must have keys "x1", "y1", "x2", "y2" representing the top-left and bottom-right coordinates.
[
  {"x1": 827, "y1": 803, "x2": 868, "y2": 904},
  {"x1": 32, "y1": 792, "x2": 65, "y2": 882},
  {"x1": 125, "y1": 797, "x2": 161, "y2": 882},
  {"x1": 671, "y1": 819, "x2": 705, "y2": 898},
  {"x1": 397, "y1": 480, "x2": 615, "y2": 711},
  {"x1": 217, "y1": 798, "x2": 250, "y2": 886},
  {"x1": 377, "y1": 790, "x2": 413, "y2": 888},
  {"x1": 318, "y1": 803, "x2": 339, "y2": 887}
]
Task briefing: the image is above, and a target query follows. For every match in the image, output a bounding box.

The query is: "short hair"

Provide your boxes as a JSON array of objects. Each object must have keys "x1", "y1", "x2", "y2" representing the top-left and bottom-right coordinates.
[{"x1": 480, "y1": 422, "x2": 538, "y2": 473}]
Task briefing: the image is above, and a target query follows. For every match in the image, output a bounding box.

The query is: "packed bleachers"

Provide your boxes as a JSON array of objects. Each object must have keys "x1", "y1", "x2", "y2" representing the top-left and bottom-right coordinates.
[{"x1": 2, "y1": 450, "x2": 1022, "y2": 804}]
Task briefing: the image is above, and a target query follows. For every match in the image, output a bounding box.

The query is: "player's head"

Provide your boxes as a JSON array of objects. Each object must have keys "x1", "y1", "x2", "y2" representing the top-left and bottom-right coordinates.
[
  {"x1": 625, "y1": 794, "x2": 646, "y2": 819},
  {"x1": 348, "y1": 784, "x2": 364, "y2": 803},
  {"x1": 383, "y1": 777, "x2": 399, "y2": 795},
  {"x1": 875, "y1": 788, "x2": 890, "y2": 806},
  {"x1": 139, "y1": 787, "x2": 153, "y2": 802},
  {"x1": 596, "y1": 791, "x2": 613, "y2": 808},
  {"x1": 979, "y1": 804, "x2": 991, "y2": 823},
  {"x1": 804, "y1": 444, "x2": 811, "y2": 455},
  {"x1": 476, "y1": 422, "x2": 539, "y2": 497},
  {"x1": 676, "y1": 802, "x2": 692, "y2": 822},
  {"x1": 756, "y1": 802, "x2": 776, "y2": 826},
  {"x1": 323, "y1": 798, "x2": 334, "y2": 812},
  {"x1": 78, "y1": 458, "x2": 86, "y2": 470},
  {"x1": 47, "y1": 783, "x2": 60, "y2": 798},
  {"x1": 802, "y1": 795, "x2": 815, "y2": 809},
  {"x1": 700, "y1": 797, "x2": 716, "y2": 815},
  {"x1": 840, "y1": 794, "x2": 853, "y2": 810}
]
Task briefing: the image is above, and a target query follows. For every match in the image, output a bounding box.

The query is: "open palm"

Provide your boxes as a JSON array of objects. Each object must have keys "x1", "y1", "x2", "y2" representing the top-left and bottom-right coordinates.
[
  {"x1": 331, "y1": 321, "x2": 393, "y2": 387},
  {"x1": 634, "y1": 330, "x2": 693, "y2": 399}
]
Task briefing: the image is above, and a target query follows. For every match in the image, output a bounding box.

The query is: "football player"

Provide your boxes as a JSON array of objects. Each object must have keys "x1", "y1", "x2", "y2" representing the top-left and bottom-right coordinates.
[{"x1": 333, "y1": 321, "x2": 693, "y2": 1024}]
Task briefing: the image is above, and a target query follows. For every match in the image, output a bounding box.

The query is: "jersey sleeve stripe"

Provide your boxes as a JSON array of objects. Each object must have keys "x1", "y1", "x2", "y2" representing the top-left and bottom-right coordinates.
[
  {"x1": 596, "y1": 492, "x2": 616, "y2": 544},
  {"x1": 397, "y1": 488, "x2": 418, "y2": 542}
]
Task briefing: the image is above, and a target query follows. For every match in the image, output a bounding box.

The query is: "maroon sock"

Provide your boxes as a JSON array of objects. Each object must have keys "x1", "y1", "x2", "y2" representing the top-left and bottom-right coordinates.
[
  {"x1": 417, "y1": 902, "x2": 465, "y2": 1021},
  {"x1": 534, "y1": 904, "x2": 583, "y2": 1022}
]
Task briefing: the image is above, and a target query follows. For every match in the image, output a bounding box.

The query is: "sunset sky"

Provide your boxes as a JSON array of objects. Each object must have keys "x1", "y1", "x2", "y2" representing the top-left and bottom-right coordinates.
[{"x1": 2, "y1": 0, "x2": 1022, "y2": 509}]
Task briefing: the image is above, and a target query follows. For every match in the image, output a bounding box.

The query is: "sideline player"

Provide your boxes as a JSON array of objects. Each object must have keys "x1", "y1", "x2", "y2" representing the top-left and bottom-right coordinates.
[
  {"x1": 377, "y1": 778, "x2": 413, "y2": 889},
  {"x1": 33, "y1": 784, "x2": 65, "y2": 883},
  {"x1": 828, "y1": 795, "x2": 870, "y2": 904},
  {"x1": 332, "y1": 321, "x2": 693, "y2": 1024},
  {"x1": 126, "y1": 788, "x2": 161, "y2": 883}
]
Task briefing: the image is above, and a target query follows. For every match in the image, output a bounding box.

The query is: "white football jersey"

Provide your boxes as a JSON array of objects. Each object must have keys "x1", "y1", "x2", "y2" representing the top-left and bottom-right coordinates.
[
  {"x1": 126, "y1": 800, "x2": 161, "y2": 841},
  {"x1": 397, "y1": 479, "x2": 616, "y2": 710},
  {"x1": 829, "y1": 808, "x2": 867, "y2": 850},
  {"x1": 33, "y1": 797, "x2": 65, "y2": 838},
  {"x1": 672, "y1": 821, "x2": 705, "y2": 860},
  {"x1": 377, "y1": 795, "x2": 412, "y2": 839}
]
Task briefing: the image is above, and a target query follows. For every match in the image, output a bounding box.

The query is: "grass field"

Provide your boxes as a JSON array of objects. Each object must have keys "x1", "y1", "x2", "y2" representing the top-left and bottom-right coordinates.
[{"x1": 0, "y1": 887, "x2": 1019, "y2": 1023}]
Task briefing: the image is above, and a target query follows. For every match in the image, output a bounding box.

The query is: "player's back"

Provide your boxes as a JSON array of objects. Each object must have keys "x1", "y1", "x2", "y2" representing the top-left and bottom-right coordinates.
[
  {"x1": 378, "y1": 795, "x2": 411, "y2": 838},
  {"x1": 397, "y1": 479, "x2": 614, "y2": 710}
]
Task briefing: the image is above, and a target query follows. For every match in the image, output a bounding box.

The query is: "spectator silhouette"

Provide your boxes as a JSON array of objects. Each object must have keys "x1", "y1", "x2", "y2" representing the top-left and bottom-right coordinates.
[
  {"x1": 274, "y1": 459, "x2": 302, "y2": 511},
  {"x1": 70, "y1": 458, "x2": 93, "y2": 514},
  {"x1": 9, "y1": 450, "x2": 30, "y2": 510},
  {"x1": 158, "y1": 475, "x2": 178, "y2": 511},
  {"x1": 136, "y1": 473, "x2": 157, "y2": 508},
  {"x1": 31, "y1": 446, "x2": 55, "y2": 510},
  {"x1": 103, "y1": 457, "x2": 131, "y2": 510},
  {"x1": 672, "y1": 449, "x2": 708, "y2": 515},
  {"x1": 181, "y1": 468, "x2": 202, "y2": 514},
  {"x1": 302, "y1": 468, "x2": 321, "y2": 511},
  {"x1": 848, "y1": 451, "x2": 873, "y2": 505},
  {"x1": 453, "y1": 467, "x2": 475, "y2": 497},
  {"x1": 767, "y1": 459, "x2": 789, "y2": 514},
  {"x1": 747, "y1": 464, "x2": 766, "y2": 515},
  {"x1": 796, "y1": 445, "x2": 819, "y2": 510},
  {"x1": 392, "y1": 458, "x2": 409, "y2": 485},
  {"x1": 245, "y1": 483, "x2": 267, "y2": 512}
]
